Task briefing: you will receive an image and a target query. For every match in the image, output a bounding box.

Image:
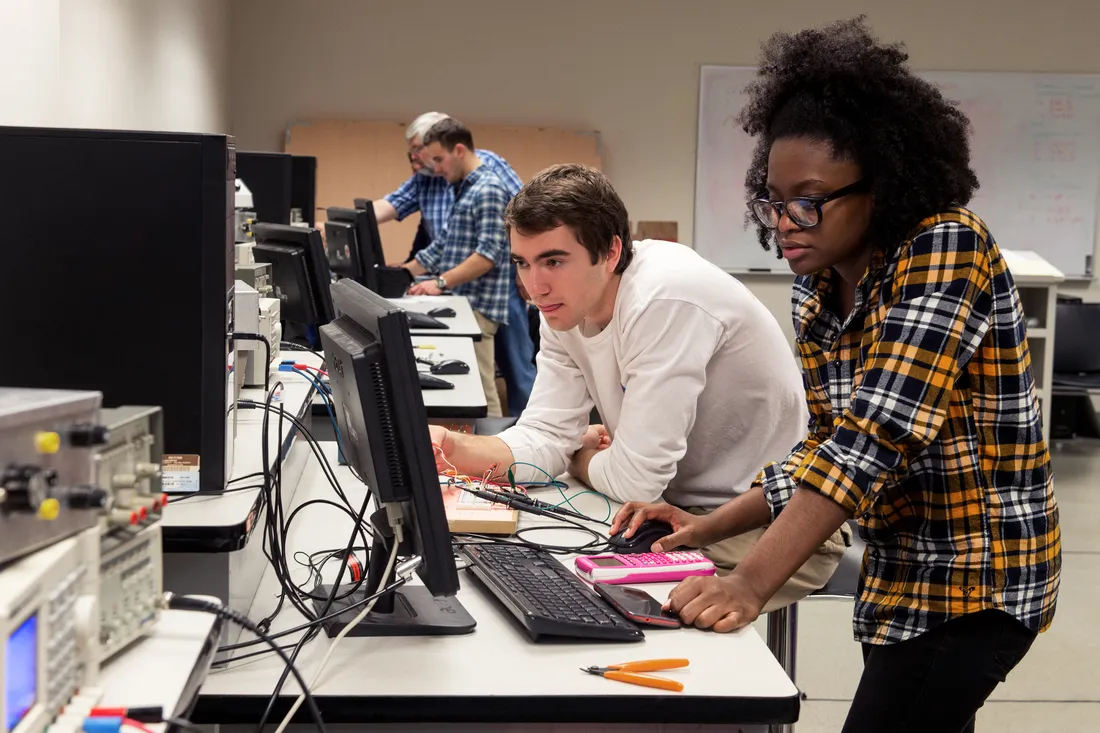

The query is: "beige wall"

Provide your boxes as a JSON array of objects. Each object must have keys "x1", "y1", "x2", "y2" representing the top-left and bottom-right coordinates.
[
  {"x1": 229, "y1": 0, "x2": 1100, "y2": 338},
  {"x1": 1, "y1": 0, "x2": 230, "y2": 134}
]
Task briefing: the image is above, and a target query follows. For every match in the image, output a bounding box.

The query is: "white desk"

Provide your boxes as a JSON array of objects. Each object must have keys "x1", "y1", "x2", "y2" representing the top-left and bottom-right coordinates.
[
  {"x1": 390, "y1": 294, "x2": 483, "y2": 340},
  {"x1": 305, "y1": 338, "x2": 487, "y2": 419},
  {"x1": 193, "y1": 442, "x2": 799, "y2": 730},
  {"x1": 413, "y1": 335, "x2": 487, "y2": 418},
  {"x1": 99, "y1": 600, "x2": 223, "y2": 729}
]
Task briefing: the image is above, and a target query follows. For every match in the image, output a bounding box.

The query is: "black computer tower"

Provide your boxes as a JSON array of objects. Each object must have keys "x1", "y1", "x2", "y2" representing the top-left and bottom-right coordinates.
[
  {"x1": 0, "y1": 126, "x2": 236, "y2": 493},
  {"x1": 237, "y1": 150, "x2": 292, "y2": 225},
  {"x1": 291, "y1": 155, "x2": 317, "y2": 226}
]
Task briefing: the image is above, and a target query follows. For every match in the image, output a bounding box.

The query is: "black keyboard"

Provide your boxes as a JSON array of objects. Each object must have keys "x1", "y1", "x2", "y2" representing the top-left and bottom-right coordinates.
[
  {"x1": 419, "y1": 372, "x2": 454, "y2": 390},
  {"x1": 462, "y1": 543, "x2": 644, "y2": 642},
  {"x1": 406, "y1": 311, "x2": 448, "y2": 330}
]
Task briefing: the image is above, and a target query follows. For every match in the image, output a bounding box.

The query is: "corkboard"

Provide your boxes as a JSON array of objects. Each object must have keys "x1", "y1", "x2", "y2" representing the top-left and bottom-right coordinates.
[
  {"x1": 633, "y1": 221, "x2": 679, "y2": 242},
  {"x1": 284, "y1": 120, "x2": 602, "y2": 263}
]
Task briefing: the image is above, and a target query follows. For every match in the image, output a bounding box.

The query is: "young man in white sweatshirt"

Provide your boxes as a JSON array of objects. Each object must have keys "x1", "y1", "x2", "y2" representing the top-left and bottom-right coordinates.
[{"x1": 430, "y1": 164, "x2": 845, "y2": 608}]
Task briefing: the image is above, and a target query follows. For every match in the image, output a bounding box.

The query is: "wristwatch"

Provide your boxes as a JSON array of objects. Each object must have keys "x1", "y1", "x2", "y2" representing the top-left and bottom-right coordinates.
[{"x1": 434, "y1": 275, "x2": 447, "y2": 291}]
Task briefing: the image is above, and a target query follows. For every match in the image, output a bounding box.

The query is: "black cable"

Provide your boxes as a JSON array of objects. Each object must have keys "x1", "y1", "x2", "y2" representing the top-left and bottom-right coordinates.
[
  {"x1": 497, "y1": 490, "x2": 611, "y2": 526},
  {"x1": 162, "y1": 594, "x2": 326, "y2": 733},
  {"x1": 451, "y1": 486, "x2": 609, "y2": 554},
  {"x1": 513, "y1": 523, "x2": 610, "y2": 554},
  {"x1": 238, "y1": 400, "x2": 365, "y2": 549},
  {"x1": 217, "y1": 571, "x2": 405, "y2": 653},
  {"x1": 230, "y1": 332, "x2": 272, "y2": 391},
  {"x1": 229, "y1": 471, "x2": 269, "y2": 484},
  {"x1": 257, "y1": 382, "x2": 298, "y2": 630},
  {"x1": 240, "y1": 399, "x2": 376, "y2": 733},
  {"x1": 256, "y1": 496, "x2": 372, "y2": 733},
  {"x1": 211, "y1": 641, "x2": 299, "y2": 667},
  {"x1": 451, "y1": 514, "x2": 610, "y2": 555},
  {"x1": 461, "y1": 485, "x2": 609, "y2": 528},
  {"x1": 282, "y1": 499, "x2": 370, "y2": 601},
  {"x1": 239, "y1": 401, "x2": 360, "y2": 514},
  {"x1": 292, "y1": 549, "x2": 358, "y2": 599}
]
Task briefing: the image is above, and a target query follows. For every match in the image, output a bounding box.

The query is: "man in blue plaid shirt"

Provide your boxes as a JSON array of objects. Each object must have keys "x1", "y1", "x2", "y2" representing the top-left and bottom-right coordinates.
[
  {"x1": 374, "y1": 112, "x2": 536, "y2": 416},
  {"x1": 401, "y1": 119, "x2": 514, "y2": 416}
]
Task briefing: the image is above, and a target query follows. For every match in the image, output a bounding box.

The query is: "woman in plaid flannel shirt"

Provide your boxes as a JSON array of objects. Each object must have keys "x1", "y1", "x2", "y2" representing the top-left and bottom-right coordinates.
[{"x1": 612, "y1": 16, "x2": 1060, "y2": 733}]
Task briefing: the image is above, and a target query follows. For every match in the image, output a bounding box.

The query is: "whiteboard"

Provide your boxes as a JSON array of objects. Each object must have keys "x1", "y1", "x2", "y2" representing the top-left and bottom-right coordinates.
[{"x1": 694, "y1": 65, "x2": 1100, "y2": 278}]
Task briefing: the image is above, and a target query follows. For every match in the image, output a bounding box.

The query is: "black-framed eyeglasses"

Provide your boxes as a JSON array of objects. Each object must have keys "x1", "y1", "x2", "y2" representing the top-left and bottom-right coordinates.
[{"x1": 749, "y1": 179, "x2": 871, "y2": 230}]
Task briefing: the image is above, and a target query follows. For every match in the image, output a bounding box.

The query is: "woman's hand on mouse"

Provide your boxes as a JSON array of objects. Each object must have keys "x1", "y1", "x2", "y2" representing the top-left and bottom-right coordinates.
[{"x1": 610, "y1": 502, "x2": 708, "y2": 552}]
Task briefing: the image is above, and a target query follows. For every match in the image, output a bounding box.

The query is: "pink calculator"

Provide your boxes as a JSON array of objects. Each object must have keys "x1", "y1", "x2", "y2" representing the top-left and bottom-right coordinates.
[{"x1": 575, "y1": 551, "x2": 716, "y2": 584}]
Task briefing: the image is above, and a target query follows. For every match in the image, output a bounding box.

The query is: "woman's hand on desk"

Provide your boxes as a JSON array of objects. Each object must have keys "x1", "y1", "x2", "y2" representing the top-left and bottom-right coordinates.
[
  {"x1": 664, "y1": 574, "x2": 763, "y2": 633},
  {"x1": 610, "y1": 502, "x2": 710, "y2": 553}
]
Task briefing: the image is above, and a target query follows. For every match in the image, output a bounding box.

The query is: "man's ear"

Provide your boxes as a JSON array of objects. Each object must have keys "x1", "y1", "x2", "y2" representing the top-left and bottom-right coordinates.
[{"x1": 606, "y1": 235, "x2": 622, "y2": 271}]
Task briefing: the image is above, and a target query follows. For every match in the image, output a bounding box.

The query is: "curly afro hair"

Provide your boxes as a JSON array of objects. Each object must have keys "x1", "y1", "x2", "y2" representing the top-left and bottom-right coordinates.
[{"x1": 738, "y1": 16, "x2": 980, "y2": 256}]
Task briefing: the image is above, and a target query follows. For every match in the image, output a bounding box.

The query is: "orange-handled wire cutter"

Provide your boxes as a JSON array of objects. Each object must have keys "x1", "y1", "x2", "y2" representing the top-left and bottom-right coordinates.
[{"x1": 581, "y1": 658, "x2": 689, "y2": 692}]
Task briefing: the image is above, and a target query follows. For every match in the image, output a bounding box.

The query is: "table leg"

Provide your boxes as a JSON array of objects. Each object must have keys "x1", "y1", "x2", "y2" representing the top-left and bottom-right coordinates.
[{"x1": 767, "y1": 603, "x2": 799, "y2": 733}]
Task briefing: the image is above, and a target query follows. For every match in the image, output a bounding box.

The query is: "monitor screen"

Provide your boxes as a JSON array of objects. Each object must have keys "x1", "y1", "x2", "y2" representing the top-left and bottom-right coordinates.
[{"x1": 5, "y1": 614, "x2": 37, "y2": 733}]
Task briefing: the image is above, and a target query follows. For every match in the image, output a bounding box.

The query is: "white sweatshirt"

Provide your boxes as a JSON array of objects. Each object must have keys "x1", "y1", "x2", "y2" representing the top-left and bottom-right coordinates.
[{"x1": 498, "y1": 240, "x2": 808, "y2": 508}]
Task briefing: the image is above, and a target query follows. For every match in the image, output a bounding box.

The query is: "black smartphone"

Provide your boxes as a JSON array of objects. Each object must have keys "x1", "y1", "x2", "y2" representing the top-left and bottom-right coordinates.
[{"x1": 594, "y1": 584, "x2": 682, "y2": 628}]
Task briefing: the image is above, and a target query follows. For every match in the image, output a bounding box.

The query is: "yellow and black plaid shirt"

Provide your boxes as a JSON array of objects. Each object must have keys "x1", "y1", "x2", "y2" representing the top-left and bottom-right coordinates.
[{"x1": 755, "y1": 208, "x2": 1061, "y2": 645}]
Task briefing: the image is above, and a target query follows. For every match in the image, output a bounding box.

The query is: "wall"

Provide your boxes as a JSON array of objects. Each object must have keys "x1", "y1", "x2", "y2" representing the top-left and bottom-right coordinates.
[
  {"x1": 228, "y1": 0, "x2": 1100, "y2": 339},
  {"x1": 0, "y1": 0, "x2": 230, "y2": 134}
]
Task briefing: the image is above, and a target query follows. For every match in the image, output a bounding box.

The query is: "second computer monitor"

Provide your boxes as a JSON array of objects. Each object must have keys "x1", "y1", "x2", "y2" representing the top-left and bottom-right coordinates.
[
  {"x1": 251, "y1": 223, "x2": 335, "y2": 328},
  {"x1": 332, "y1": 203, "x2": 412, "y2": 298},
  {"x1": 324, "y1": 206, "x2": 385, "y2": 291}
]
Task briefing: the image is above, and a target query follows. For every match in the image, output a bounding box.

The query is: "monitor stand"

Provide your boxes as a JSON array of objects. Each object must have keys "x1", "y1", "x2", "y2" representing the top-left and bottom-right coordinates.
[{"x1": 311, "y1": 509, "x2": 476, "y2": 638}]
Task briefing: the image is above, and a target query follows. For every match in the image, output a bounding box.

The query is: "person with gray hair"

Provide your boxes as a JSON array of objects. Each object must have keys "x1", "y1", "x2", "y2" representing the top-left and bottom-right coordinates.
[
  {"x1": 372, "y1": 112, "x2": 537, "y2": 417},
  {"x1": 373, "y1": 111, "x2": 521, "y2": 249}
]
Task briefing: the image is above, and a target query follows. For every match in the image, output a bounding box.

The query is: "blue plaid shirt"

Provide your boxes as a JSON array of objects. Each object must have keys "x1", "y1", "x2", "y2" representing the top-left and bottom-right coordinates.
[
  {"x1": 414, "y1": 166, "x2": 513, "y2": 325},
  {"x1": 384, "y1": 149, "x2": 522, "y2": 241}
]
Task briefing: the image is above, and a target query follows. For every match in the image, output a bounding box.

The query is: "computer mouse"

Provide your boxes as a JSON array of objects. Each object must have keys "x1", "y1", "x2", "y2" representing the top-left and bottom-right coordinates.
[
  {"x1": 607, "y1": 519, "x2": 675, "y2": 554},
  {"x1": 431, "y1": 359, "x2": 470, "y2": 375},
  {"x1": 428, "y1": 306, "x2": 457, "y2": 318}
]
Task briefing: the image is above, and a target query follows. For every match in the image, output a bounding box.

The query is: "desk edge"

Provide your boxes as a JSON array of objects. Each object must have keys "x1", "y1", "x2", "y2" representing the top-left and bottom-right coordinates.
[{"x1": 193, "y1": 690, "x2": 800, "y2": 725}]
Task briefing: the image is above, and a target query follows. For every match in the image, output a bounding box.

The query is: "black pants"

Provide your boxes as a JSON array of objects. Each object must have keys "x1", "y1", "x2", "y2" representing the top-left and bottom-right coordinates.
[{"x1": 841, "y1": 609, "x2": 1036, "y2": 733}]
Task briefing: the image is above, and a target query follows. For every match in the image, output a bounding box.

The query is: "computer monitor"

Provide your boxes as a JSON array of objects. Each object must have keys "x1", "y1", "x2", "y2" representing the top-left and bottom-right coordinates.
[
  {"x1": 329, "y1": 204, "x2": 412, "y2": 297},
  {"x1": 324, "y1": 206, "x2": 386, "y2": 287},
  {"x1": 314, "y1": 279, "x2": 475, "y2": 637},
  {"x1": 252, "y1": 223, "x2": 335, "y2": 332},
  {"x1": 237, "y1": 151, "x2": 292, "y2": 225}
]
